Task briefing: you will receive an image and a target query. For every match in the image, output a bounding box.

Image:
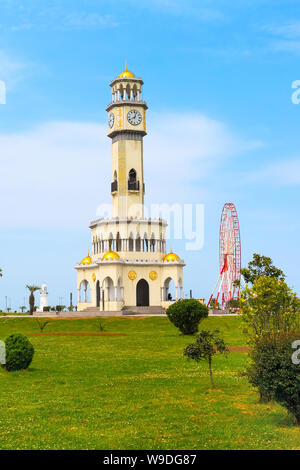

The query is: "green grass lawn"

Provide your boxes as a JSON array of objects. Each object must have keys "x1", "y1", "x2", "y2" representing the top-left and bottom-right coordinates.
[{"x1": 0, "y1": 316, "x2": 299, "y2": 450}]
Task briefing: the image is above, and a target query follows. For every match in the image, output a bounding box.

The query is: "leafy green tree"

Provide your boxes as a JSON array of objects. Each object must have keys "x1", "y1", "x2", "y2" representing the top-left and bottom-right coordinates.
[
  {"x1": 240, "y1": 276, "x2": 300, "y2": 343},
  {"x1": 241, "y1": 253, "x2": 285, "y2": 285},
  {"x1": 26, "y1": 285, "x2": 40, "y2": 315},
  {"x1": 0, "y1": 268, "x2": 2, "y2": 277},
  {"x1": 209, "y1": 298, "x2": 220, "y2": 309},
  {"x1": 166, "y1": 299, "x2": 208, "y2": 335},
  {"x1": 19, "y1": 306, "x2": 26, "y2": 313},
  {"x1": 246, "y1": 331, "x2": 300, "y2": 416},
  {"x1": 240, "y1": 276, "x2": 300, "y2": 402},
  {"x1": 226, "y1": 298, "x2": 240, "y2": 310},
  {"x1": 184, "y1": 329, "x2": 228, "y2": 388}
]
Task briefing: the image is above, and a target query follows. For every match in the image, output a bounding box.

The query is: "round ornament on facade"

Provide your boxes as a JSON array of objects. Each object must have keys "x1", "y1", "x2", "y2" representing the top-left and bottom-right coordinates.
[
  {"x1": 149, "y1": 271, "x2": 158, "y2": 281},
  {"x1": 128, "y1": 270, "x2": 137, "y2": 280},
  {"x1": 92, "y1": 273, "x2": 96, "y2": 283}
]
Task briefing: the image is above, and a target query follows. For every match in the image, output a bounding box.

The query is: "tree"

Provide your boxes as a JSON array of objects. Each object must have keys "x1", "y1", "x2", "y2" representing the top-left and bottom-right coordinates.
[
  {"x1": 240, "y1": 253, "x2": 285, "y2": 285},
  {"x1": 240, "y1": 276, "x2": 300, "y2": 343},
  {"x1": 240, "y1": 276, "x2": 300, "y2": 402},
  {"x1": 166, "y1": 299, "x2": 208, "y2": 335},
  {"x1": 184, "y1": 329, "x2": 228, "y2": 388},
  {"x1": 19, "y1": 306, "x2": 26, "y2": 313},
  {"x1": 226, "y1": 298, "x2": 240, "y2": 310},
  {"x1": 26, "y1": 285, "x2": 41, "y2": 315},
  {"x1": 246, "y1": 331, "x2": 300, "y2": 420},
  {"x1": 0, "y1": 268, "x2": 2, "y2": 277},
  {"x1": 209, "y1": 298, "x2": 220, "y2": 309}
]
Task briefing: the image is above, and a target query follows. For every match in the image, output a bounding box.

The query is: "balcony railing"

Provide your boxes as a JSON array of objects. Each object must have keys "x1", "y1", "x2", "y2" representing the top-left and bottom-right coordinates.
[
  {"x1": 128, "y1": 180, "x2": 140, "y2": 191},
  {"x1": 111, "y1": 181, "x2": 118, "y2": 193}
]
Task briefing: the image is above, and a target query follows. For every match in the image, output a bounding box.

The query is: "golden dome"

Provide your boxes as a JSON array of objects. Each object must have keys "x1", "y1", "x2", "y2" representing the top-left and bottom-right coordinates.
[
  {"x1": 119, "y1": 64, "x2": 135, "y2": 79},
  {"x1": 163, "y1": 250, "x2": 180, "y2": 262},
  {"x1": 102, "y1": 251, "x2": 120, "y2": 261},
  {"x1": 81, "y1": 251, "x2": 92, "y2": 265}
]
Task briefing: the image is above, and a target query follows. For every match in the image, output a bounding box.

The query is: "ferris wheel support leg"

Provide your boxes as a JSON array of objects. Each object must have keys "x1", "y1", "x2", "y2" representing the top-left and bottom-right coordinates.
[
  {"x1": 214, "y1": 273, "x2": 225, "y2": 309},
  {"x1": 207, "y1": 275, "x2": 221, "y2": 308}
]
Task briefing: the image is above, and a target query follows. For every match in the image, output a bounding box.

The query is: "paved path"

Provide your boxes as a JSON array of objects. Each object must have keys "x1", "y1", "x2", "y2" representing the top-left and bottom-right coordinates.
[{"x1": 0, "y1": 312, "x2": 239, "y2": 318}]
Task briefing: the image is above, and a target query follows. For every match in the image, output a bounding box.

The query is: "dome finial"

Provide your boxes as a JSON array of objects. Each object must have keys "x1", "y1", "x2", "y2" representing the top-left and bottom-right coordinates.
[{"x1": 119, "y1": 63, "x2": 135, "y2": 79}]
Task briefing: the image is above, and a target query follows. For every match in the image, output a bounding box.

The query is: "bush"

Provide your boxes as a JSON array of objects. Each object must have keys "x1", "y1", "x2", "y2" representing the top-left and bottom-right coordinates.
[
  {"x1": 184, "y1": 329, "x2": 228, "y2": 388},
  {"x1": 5, "y1": 334, "x2": 34, "y2": 372},
  {"x1": 246, "y1": 331, "x2": 300, "y2": 422},
  {"x1": 166, "y1": 299, "x2": 208, "y2": 335},
  {"x1": 43, "y1": 306, "x2": 50, "y2": 312}
]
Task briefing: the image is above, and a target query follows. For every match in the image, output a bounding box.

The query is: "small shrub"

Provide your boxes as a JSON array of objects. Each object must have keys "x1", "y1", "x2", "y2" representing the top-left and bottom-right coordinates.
[
  {"x1": 166, "y1": 299, "x2": 208, "y2": 335},
  {"x1": 35, "y1": 319, "x2": 51, "y2": 333},
  {"x1": 43, "y1": 306, "x2": 50, "y2": 312},
  {"x1": 184, "y1": 329, "x2": 228, "y2": 388},
  {"x1": 5, "y1": 334, "x2": 34, "y2": 372}
]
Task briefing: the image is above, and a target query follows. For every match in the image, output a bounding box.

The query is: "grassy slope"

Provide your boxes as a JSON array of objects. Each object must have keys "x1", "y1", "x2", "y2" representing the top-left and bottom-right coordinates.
[{"x1": 0, "y1": 316, "x2": 298, "y2": 450}]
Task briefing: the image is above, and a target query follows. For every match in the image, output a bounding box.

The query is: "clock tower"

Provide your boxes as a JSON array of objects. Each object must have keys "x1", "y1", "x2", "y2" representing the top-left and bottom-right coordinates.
[
  {"x1": 75, "y1": 66, "x2": 185, "y2": 314},
  {"x1": 107, "y1": 66, "x2": 147, "y2": 219}
]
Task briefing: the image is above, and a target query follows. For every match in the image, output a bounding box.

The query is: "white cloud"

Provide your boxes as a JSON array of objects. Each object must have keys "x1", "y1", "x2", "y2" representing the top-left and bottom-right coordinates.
[
  {"x1": 0, "y1": 113, "x2": 259, "y2": 228},
  {"x1": 263, "y1": 21, "x2": 300, "y2": 54},
  {"x1": 264, "y1": 21, "x2": 300, "y2": 39},
  {"x1": 63, "y1": 12, "x2": 119, "y2": 30},
  {"x1": 247, "y1": 157, "x2": 300, "y2": 186},
  {"x1": 0, "y1": 50, "x2": 30, "y2": 90}
]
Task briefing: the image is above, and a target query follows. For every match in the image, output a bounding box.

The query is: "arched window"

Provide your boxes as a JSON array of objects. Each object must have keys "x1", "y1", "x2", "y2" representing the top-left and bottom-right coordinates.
[
  {"x1": 150, "y1": 234, "x2": 155, "y2": 252},
  {"x1": 129, "y1": 233, "x2": 134, "y2": 252},
  {"x1": 116, "y1": 232, "x2": 121, "y2": 251},
  {"x1": 113, "y1": 170, "x2": 117, "y2": 182},
  {"x1": 109, "y1": 233, "x2": 114, "y2": 251},
  {"x1": 136, "y1": 234, "x2": 141, "y2": 252},
  {"x1": 143, "y1": 233, "x2": 148, "y2": 252},
  {"x1": 129, "y1": 169, "x2": 137, "y2": 183},
  {"x1": 128, "y1": 169, "x2": 139, "y2": 191}
]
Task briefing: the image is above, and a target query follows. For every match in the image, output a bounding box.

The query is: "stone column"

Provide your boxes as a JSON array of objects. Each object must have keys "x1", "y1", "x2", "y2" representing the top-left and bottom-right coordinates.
[
  {"x1": 180, "y1": 287, "x2": 183, "y2": 299},
  {"x1": 77, "y1": 288, "x2": 80, "y2": 303},
  {"x1": 175, "y1": 286, "x2": 178, "y2": 301},
  {"x1": 84, "y1": 282, "x2": 87, "y2": 303}
]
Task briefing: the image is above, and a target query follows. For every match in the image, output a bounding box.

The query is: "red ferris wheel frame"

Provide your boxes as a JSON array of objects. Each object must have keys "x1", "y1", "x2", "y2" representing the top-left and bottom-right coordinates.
[{"x1": 207, "y1": 203, "x2": 241, "y2": 309}]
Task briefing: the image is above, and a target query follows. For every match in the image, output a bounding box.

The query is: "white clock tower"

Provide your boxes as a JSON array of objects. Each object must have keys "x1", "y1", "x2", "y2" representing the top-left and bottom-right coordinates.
[
  {"x1": 107, "y1": 65, "x2": 147, "y2": 219},
  {"x1": 75, "y1": 66, "x2": 185, "y2": 314}
]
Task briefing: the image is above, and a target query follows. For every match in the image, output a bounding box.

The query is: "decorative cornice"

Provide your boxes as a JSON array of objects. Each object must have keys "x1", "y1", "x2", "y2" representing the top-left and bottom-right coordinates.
[
  {"x1": 106, "y1": 100, "x2": 148, "y2": 113},
  {"x1": 75, "y1": 259, "x2": 185, "y2": 268},
  {"x1": 109, "y1": 77, "x2": 144, "y2": 87},
  {"x1": 112, "y1": 131, "x2": 143, "y2": 143},
  {"x1": 89, "y1": 217, "x2": 168, "y2": 229}
]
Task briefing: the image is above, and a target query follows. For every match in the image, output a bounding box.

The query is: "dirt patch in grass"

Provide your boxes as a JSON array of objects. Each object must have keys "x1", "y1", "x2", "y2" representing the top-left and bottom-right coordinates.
[
  {"x1": 228, "y1": 346, "x2": 249, "y2": 353},
  {"x1": 28, "y1": 332, "x2": 128, "y2": 337}
]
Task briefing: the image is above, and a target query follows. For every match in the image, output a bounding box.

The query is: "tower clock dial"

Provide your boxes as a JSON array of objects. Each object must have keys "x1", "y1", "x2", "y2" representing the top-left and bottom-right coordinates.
[
  {"x1": 108, "y1": 112, "x2": 115, "y2": 128},
  {"x1": 127, "y1": 109, "x2": 142, "y2": 126}
]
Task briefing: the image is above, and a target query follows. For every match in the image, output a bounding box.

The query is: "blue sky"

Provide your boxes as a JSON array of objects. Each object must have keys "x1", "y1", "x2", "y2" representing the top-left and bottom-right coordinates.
[{"x1": 0, "y1": 0, "x2": 300, "y2": 310}]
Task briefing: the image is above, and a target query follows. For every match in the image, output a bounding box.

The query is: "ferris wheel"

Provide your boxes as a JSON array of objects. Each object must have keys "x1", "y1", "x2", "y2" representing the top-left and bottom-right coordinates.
[{"x1": 207, "y1": 203, "x2": 241, "y2": 309}]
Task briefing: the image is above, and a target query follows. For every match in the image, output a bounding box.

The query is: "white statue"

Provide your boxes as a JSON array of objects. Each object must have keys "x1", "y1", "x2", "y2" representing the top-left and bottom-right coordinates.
[{"x1": 37, "y1": 284, "x2": 49, "y2": 312}]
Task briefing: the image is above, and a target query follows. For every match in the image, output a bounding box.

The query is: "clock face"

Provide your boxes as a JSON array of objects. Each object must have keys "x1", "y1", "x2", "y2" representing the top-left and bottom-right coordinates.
[
  {"x1": 108, "y1": 112, "x2": 114, "y2": 128},
  {"x1": 127, "y1": 109, "x2": 142, "y2": 126}
]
